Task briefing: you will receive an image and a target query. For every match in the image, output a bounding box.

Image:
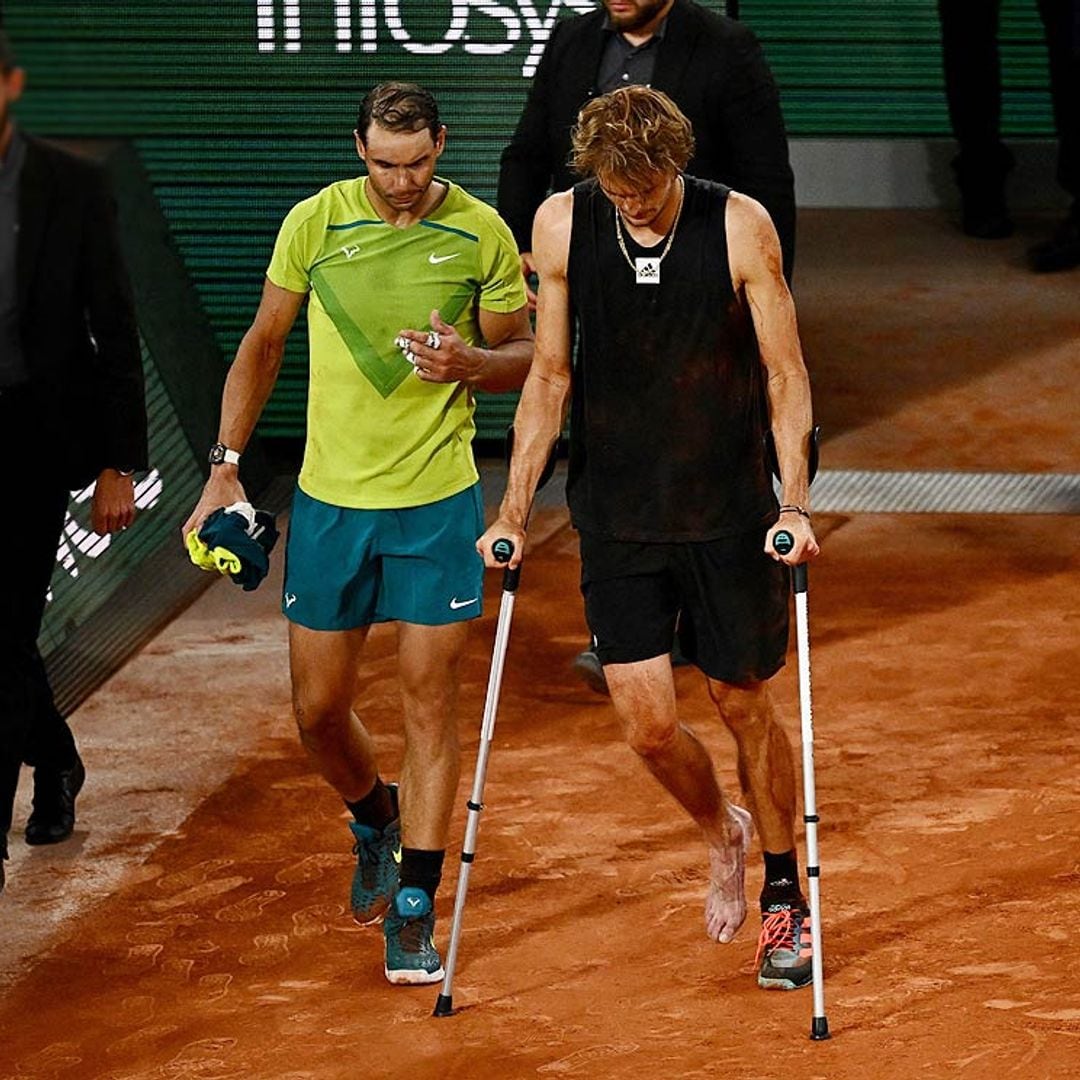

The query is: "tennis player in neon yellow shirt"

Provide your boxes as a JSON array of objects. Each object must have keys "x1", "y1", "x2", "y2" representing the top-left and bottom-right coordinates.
[{"x1": 182, "y1": 84, "x2": 532, "y2": 986}]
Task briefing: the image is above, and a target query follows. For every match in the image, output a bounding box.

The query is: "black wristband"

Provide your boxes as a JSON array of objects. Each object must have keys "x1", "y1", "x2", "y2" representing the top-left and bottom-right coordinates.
[{"x1": 777, "y1": 504, "x2": 811, "y2": 519}]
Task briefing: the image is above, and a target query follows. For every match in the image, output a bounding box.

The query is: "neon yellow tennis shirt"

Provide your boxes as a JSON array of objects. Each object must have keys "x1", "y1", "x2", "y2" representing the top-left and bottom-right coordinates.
[{"x1": 267, "y1": 176, "x2": 526, "y2": 509}]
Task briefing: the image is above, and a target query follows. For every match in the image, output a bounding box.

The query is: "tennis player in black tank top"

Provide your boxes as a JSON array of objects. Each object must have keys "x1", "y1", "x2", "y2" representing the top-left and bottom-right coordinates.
[{"x1": 480, "y1": 87, "x2": 820, "y2": 992}]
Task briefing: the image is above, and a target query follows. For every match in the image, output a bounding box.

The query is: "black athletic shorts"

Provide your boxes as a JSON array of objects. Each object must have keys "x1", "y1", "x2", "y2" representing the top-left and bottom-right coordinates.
[{"x1": 578, "y1": 528, "x2": 790, "y2": 685}]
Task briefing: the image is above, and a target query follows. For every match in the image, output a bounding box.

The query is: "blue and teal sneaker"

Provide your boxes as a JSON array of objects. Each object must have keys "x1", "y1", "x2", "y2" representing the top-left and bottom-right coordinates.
[
  {"x1": 348, "y1": 786, "x2": 400, "y2": 925},
  {"x1": 383, "y1": 887, "x2": 444, "y2": 985}
]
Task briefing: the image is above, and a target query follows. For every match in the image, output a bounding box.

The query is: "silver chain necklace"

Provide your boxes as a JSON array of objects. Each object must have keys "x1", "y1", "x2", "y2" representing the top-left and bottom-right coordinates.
[{"x1": 614, "y1": 176, "x2": 685, "y2": 286}]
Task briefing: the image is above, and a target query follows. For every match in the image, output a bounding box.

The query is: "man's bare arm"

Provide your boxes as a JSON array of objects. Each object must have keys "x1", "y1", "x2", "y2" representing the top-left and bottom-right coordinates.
[
  {"x1": 180, "y1": 279, "x2": 305, "y2": 538},
  {"x1": 477, "y1": 192, "x2": 574, "y2": 567},
  {"x1": 218, "y1": 280, "x2": 306, "y2": 449},
  {"x1": 727, "y1": 193, "x2": 819, "y2": 562}
]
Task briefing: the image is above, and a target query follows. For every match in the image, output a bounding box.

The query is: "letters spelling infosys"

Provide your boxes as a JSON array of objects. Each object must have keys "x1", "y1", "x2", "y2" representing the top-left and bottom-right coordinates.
[{"x1": 253, "y1": 0, "x2": 596, "y2": 77}]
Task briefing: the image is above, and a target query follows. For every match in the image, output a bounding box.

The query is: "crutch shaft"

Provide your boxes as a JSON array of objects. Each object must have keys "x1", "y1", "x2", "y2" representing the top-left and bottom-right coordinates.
[
  {"x1": 434, "y1": 555, "x2": 519, "y2": 1017},
  {"x1": 774, "y1": 531, "x2": 830, "y2": 1040}
]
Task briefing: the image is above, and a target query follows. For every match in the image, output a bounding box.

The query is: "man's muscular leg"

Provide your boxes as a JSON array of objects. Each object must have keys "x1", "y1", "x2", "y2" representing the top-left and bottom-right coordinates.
[
  {"x1": 395, "y1": 621, "x2": 467, "y2": 853},
  {"x1": 289, "y1": 623, "x2": 378, "y2": 799},
  {"x1": 606, "y1": 655, "x2": 751, "y2": 944},
  {"x1": 707, "y1": 678, "x2": 801, "y2": 901}
]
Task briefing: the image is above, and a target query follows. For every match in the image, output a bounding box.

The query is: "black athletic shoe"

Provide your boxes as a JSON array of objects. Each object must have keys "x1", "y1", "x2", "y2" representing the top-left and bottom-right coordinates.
[{"x1": 25, "y1": 756, "x2": 85, "y2": 845}]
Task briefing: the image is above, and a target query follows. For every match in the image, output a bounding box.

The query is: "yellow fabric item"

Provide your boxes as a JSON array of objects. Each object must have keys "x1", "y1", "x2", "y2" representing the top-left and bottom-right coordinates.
[
  {"x1": 185, "y1": 529, "x2": 242, "y2": 577},
  {"x1": 185, "y1": 528, "x2": 216, "y2": 570},
  {"x1": 209, "y1": 547, "x2": 242, "y2": 576}
]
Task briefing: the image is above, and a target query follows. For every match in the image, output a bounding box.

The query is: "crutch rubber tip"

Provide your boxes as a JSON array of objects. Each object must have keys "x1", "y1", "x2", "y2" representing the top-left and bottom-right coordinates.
[
  {"x1": 810, "y1": 1016, "x2": 831, "y2": 1041},
  {"x1": 433, "y1": 993, "x2": 455, "y2": 1017}
]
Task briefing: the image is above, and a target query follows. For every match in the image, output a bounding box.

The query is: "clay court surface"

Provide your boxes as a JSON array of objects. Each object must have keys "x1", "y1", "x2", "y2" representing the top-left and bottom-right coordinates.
[{"x1": 1, "y1": 211, "x2": 1078, "y2": 1079}]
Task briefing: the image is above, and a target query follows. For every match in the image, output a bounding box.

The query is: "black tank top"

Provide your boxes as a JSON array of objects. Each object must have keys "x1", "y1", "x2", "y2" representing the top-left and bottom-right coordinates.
[{"x1": 566, "y1": 176, "x2": 776, "y2": 541}]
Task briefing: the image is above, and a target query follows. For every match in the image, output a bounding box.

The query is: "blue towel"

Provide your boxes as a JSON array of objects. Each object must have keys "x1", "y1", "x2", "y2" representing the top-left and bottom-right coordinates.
[{"x1": 189, "y1": 502, "x2": 280, "y2": 591}]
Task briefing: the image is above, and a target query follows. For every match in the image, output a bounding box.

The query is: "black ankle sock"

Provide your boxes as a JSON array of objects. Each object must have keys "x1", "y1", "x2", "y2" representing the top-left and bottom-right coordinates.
[
  {"x1": 345, "y1": 778, "x2": 397, "y2": 830},
  {"x1": 399, "y1": 847, "x2": 445, "y2": 905},
  {"x1": 761, "y1": 849, "x2": 802, "y2": 910}
]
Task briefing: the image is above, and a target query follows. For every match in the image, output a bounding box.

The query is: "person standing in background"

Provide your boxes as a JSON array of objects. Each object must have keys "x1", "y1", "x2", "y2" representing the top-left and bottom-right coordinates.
[
  {"x1": 0, "y1": 30, "x2": 148, "y2": 893},
  {"x1": 938, "y1": 0, "x2": 1080, "y2": 270}
]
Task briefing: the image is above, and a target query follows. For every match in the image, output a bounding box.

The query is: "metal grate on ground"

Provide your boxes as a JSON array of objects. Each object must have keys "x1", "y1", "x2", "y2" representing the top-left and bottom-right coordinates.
[
  {"x1": 807, "y1": 470, "x2": 1079, "y2": 515},
  {"x1": 480, "y1": 465, "x2": 1080, "y2": 516}
]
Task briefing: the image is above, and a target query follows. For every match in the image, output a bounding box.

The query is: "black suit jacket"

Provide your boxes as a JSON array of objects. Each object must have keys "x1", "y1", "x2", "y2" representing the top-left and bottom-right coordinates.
[
  {"x1": 497, "y1": 0, "x2": 796, "y2": 278},
  {"x1": 17, "y1": 134, "x2": 147, "y2": 488}
]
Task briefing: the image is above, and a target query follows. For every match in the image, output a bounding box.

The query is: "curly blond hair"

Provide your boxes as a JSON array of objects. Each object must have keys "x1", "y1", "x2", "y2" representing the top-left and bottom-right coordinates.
[{"x1": 571, "y1": 86, "x2": 695, "y2": 186}]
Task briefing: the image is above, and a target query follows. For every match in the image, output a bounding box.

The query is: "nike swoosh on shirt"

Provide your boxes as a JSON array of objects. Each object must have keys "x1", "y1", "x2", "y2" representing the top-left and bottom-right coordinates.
[{"x1": 428, "y1": 252, "x2": 461, "y2": 265}]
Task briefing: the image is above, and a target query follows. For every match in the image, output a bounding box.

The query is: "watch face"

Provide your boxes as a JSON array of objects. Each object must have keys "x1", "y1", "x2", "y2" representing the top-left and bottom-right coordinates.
[{"x1": 208, "y1": 443, "x2": 225, "y2": 465}]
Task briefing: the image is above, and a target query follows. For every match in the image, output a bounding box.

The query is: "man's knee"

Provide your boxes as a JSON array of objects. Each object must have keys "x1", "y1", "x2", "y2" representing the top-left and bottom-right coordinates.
[
  {"x1": 400, "y1": 688, "x2": 460, "y2": 752},
  {"x1": 624, "y1": 712, "x2": 680, "y2": 759},
  {"x1": 291, "y1": 682, "x2": 351, "y2": 739},
  {"x1": 708, "y1": 678, "x2": 772, "y2": 734}
]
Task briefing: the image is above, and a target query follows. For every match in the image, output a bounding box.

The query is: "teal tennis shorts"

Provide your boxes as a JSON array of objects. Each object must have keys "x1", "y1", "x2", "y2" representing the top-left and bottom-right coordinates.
[{"x1": 282, "y1": 483, "x2": 485, "y2": 630}]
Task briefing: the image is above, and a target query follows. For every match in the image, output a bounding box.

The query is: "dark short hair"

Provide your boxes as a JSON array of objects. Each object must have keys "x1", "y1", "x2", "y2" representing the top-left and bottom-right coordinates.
[
  {"x1": 357, "y1": 82, "x2": 441, "y2": 143},
  {"x1": 0, "y1": 30, "x2": 17, "y2": 74}
]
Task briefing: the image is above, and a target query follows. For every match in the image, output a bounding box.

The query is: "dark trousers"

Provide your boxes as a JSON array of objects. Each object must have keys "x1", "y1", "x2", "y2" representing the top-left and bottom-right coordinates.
[
  {"x1": 0, "y1": 386, "x2": 78, "y2": 856},
  {"x1": 938, "y1": 0, "x2": 1080, "y2": 204}
]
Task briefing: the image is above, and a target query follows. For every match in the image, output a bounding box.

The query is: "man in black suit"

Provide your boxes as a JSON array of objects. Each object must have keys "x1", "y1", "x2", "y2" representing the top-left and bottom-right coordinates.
[
  {"x1": 498, "y1": 0, "x2": 795, "y2": 692},
  {"x1": 0, "y1": 31, "x2": 147, "y2": 892},
  {"x1": 498, "y1": 0, "x2": 795, "y2": 295}
]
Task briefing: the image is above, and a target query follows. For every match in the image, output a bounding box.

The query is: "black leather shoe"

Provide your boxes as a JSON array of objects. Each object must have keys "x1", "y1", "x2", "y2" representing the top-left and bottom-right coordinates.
[
  {"x1": 25, "y1": 756, "x2": 86, "y2": 845},
  {"x1": 1028, "y1": 215, "x2": 1080, "y2": 273}
]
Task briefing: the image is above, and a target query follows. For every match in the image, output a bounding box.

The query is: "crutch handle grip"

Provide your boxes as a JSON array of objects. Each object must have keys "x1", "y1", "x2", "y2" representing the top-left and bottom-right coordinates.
[
  {"x1": 773, "y1": 530, "x2": 794, "y2": 555},
  {"x1": 773, "y1": 530, "x2": 808, "y2": 594},
  {"x1": 491, "y1": 538, "x2": 520, "y2": 593}
]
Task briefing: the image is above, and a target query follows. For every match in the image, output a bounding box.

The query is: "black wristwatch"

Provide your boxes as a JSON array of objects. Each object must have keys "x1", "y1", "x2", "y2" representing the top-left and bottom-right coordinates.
[{"x1": 208, "y1": 442, "x2": 241, "y2": 466}]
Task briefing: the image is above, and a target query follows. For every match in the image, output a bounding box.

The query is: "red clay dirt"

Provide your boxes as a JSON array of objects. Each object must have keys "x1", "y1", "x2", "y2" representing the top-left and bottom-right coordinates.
[
  {"x1": 1, "y1": 210, "x2": 1078, "y2": 1078},
  {"x1": 1, "y1": 506, "x2": 1078, "y2": 1079}
]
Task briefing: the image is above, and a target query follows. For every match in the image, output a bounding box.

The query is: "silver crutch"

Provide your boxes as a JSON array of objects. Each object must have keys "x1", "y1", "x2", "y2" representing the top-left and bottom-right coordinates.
[
  {"x1": 774, "y1": 530, "x2": 830, "y2": 1041},
  {"x1": 433, "y1": 536, "x2": 519, "y2": 1018}
]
